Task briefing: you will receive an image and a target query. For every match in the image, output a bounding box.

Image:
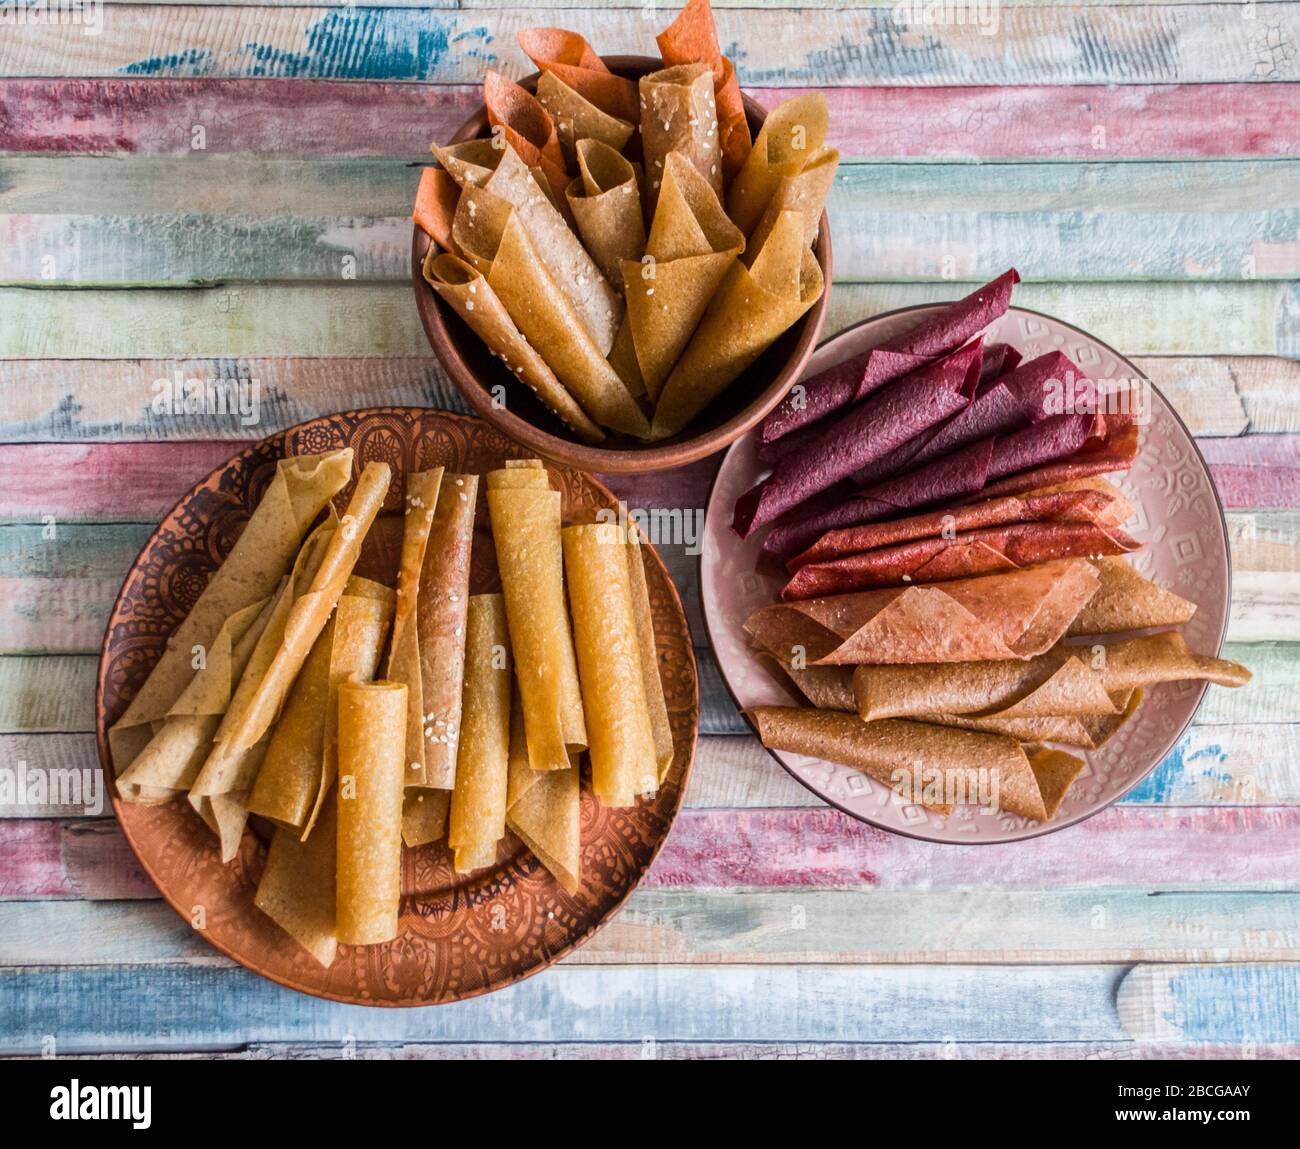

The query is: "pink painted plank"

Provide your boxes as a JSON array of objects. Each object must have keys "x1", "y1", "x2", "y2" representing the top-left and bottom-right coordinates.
[
  {"x1": 3, "y1": 79, "x2": 1296, "y2": 160},
  {"x1": 7, "y1": 806, "x2": 1299, "y2": 899},
  {"x1": 0, "y1": 438, "x2": 1293, "y2": 521}
]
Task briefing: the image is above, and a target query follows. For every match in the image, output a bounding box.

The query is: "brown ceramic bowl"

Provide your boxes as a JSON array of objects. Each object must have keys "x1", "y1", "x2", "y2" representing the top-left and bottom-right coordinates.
[{"x1": 412, "y1": 55, "x2": 833, "y2": 473}]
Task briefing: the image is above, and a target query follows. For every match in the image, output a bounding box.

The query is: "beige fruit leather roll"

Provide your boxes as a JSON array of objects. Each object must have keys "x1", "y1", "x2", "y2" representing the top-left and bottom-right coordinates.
[
  {"x1": 563, "y1": 523, "x2": 659, "y2": 805},
  {"x1": 507, "y1": 688, "x2": 581, "y2": 894},
  {"x1": 189, "y1": 461, "x2": 391, "y2": 861},
  {"x1": 854, "y1": 632, "x2": 1249, "y2": 723},
  {"x1": 449, "y1": 594, "x2": 513, "y2": 873},
  {"x1": 108, "y1": 449, "x2": 353, "y2": 780},
  {"x1": 483, "y1": 69, "x2": 569, "y2": 207},
  {"x1": 625, "y1": 526, "x2": 674, "y2": 782},
  {"x1": 254, "y1": 787, "x2": 340, "y2": 967},
  {"x1": 537, "y1": 70, "x2": 635, "y2": 167},
  {"x1": 745, "y1": 146, "x2": 839, "y2": 258},
  {"x1": 621, "y1": 152, "x2": 743, "y2": 403},
  {"x1": 335, "y1": 679, "x2": 408, "y2": 946},
  {"x1": 639, "y1": 63, "x2": 722, "y2": 214},
  {"x1": 246, "y1": 574, "x2": 395, "y2": 835},
  {"x1": 566, "y1": 139, "x2": 647, "y2": 291},
  {"x1": 487, "y1": 478, "x2": 587, "y2": 774},
  {"x1": 727, "y1": 92, "x2": 829, "y2": 235},
  {"x1": 454, "y1": 186, "x2": 650, "y2": 438},
  {"x1": 483, "y1": 144, "x2": 622, "y2": 355},
  {"x1": 1067, "y1": 557, "x2": 1197, "y2": 636},
  {"x1": 748, "y1": 705, "x2": 1056, "y2": 821},
  {"x1": 432, "y1": 139, "x2": 503, "y2": 188},
  {"x1": 116, "y1": 594, "x2": 277, "y2": 804},
  {"x1": 423, "y1": 249, "x2": 605, "y2": 445},
  {"x1": 652, "y1": 210, "x2": 823, "y2": 440}
]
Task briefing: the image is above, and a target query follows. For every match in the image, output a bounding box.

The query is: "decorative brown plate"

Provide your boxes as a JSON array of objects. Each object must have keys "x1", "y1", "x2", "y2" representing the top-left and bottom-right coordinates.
[
  {"x1": 96, "y1": 408, "x2": 699, "y2": 1005},
  {"x1": 701, "y1": 305, "x2": 1232, "y2": 844}
]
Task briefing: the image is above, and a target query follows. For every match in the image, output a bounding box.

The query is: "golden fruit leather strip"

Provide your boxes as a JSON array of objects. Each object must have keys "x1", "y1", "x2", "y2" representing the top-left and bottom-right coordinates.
[
  {"x1": 727, "y1": 92, "x2": 829, "y2": 235},
  {"x1": 254, "y1": 788, "x2": 340, "y2": 967}
]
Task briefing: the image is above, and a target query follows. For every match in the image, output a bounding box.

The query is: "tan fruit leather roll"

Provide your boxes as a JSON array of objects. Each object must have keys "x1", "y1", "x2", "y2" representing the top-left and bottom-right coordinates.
[
  {"x1": 518, "y1": 28, "x2": 640, "y2": 123},
  {"x1": 652, "y1": 210, "x2": 823, "y2": 440},
  {"x1": 1068, "y1": 557, "x2": 1197, "y2": 636},
  {"x1": 248, "y1": 575, "x2": 395, "y2": 834},
  {"x1": 626, "y1": 527, "x2": 674, "y2": 782},
  {"x1": 384, "y1": 469, "x2": 444, "y2": 785},
  {"x1": 488, "y1": 480, "x2": 587, "y2": 773},
  {"x1": 254, "y1": 788, "x2": 340, "y2": 967},
  {"x1": 187, "y1": 517, "x2": 334, "y2": 856},
  {"x1": 622, "y1": 152, "x2": 744, "y2": 402},
  {"x1": 566, "y1": 139, "x2": 647, "y2": 290},
  {"x1": 727, "y1": 92, "x2": 829, "y2": 235},
  {"x1": 484, "y1": 145, "x2": 621, "y2": 355},
  {"x1": 335, "y1": 679, "x2": 408, "y2": 946},
  {"x1": 854, "y1": 633, "x2": 1249, "y2": 722},
  {"x1": 563, "y1": 523, "x2": 659, "y2": 804},
  {"x1": 509, "y1": 740, "x2": 582, "y2": 893},
  {"x1": 747, "y1": 558, "x2": 1100, "y2": 667},
  {"x1": 108, "y1": 449, "x2": 352, "y2": 779},
  {"x1": 748, "y1": 706, "x2": 1051, "y2": 821},
  {"x1": 189, "y1": 462, "x2": 391, "y2": 860},
  {"x1": 412, "y1": 472, "x2": 479, "y2": 789},
  {"x1": 432, "y1": 139, "x2": 503, "y2": 188},
  {"x1": 402, "y1": 790, "x2": 450, "y2": 848},
  {"x1": 656, "y1": 0, "x2": 751, "y2": 181},
  {"x1": 449, "y1": 594, "x2": 513, "y2": 873},
  {"x1": 116, "y1": 596, "x2": 276, "y2": 803},
  {"x1": 423, "y1": 250, "x2": 604, "y2": 444},
  {"x1": 453, "y1": 186, "x2": 650, "y2": 438},
  {"x1": 483, "y1": 69, "x2": 570, "y2": 206},
  {"x1": 538, "y1": 71, "x2": 635, "y2": 167},
  {"x1": 639, "y1": 63, "x2": 723, "y2": 214},
  {"x1": 1029, "y1": 749, "x2": 1088, "y2": 820},
  {"x1": 745, "y1": 146, "x2": 839, "y2": 258}
]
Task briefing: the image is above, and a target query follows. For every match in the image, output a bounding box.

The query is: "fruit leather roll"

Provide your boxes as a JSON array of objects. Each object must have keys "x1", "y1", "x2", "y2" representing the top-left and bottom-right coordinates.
[
  {"x1": 454, "y1": 185, "x2": 649, "y2": 437},
  {"x1": 519, "y1": 27, "x2": 640, "y2": 123},
  {"x1": 760, "y1": 269, "x2": 1018, "y2": 447},
  {"x1": 488, "y1": 475, "x2": 587, "y2": 772},
  {"x1": 538, "y1": 71, "x2": 636, "y2": 166},
  {"x1": 335, "y1": 679, "x2": 408, "y2": 946},
  {"x1": 734, "y1": 339, "x2": 983, "y2": 537},
  {"x1": 979, "y1": 342, "x2": 1022, "y2": 384},
  {"x1": 189, "y1": 461, "x2": 391, "y2": 860},
  {"x1": 652, "y1": 210, "x2": 822, "y2": 440},
  {"x1": 423, "y1": 250, "x2": 604, "y2": 444},
  {"x1": 449, "y1": 594, "x2": 513, "y2": 873},
  {"x1": 507, "y1": 691, "x2": 582, "y2": 894},
  {"x1": 432, "y1": 139, "x2": 503, "y2": 189},
  {"x1": 783, "y1": 520, "x2": 1140, "y2": 599},
  {"x1": 562, "y1": 523, "x2": 659, "y2": 804},
  {"x1": 726, "y1": 92, "x2": 828, "y2": 235},
  {"x1": 745, "y1": 146, "x2": 839, "y2": 258},
  {"x1": 254, "y1": 788, "x2": 340, "y2": 967},
  {"x1": 976, "y1": 417, "x2": 1140, "y2": 501},
  {"x1": 639, "y1": 63, "x2": 723, "y2": 213},
  {"x1": 622, "y1": 151, "x2": 743, "y2": 402},
  {"x1": 657, "y1": 0, "x2": 751, "y2": 180},
  {"x1": 483, "y1": 145, "x2": 622, "y2": 356},
  {"x1": 747, "y1": 706, "x2": 1055, "y2": 821},
  {"x1": 1068, "y1": 557, "x2": 1196, "y2": 636},
  {"x1": 108, "y1": 449, "x2": 353, "y2": 783},
  {"x1": 745, "y1": 559, "x2": 1101, "y2": 666},
  {"x1": 413, "y1": 166, "x2": 461, "y2": 252},
  {"x1": 483, "y1": 70, "x2": 569, "y2": 205},
  {"x1": 853, "y1": 632, "x2": 1249, "y2": 723},
  {"x1": 626, "y1": 526, "x2": 674, "y2": 782},
  {"x1": 567, "y1": 139, "x2": 647, "y2": 290},
  {"x1": 116, "y1": 595, "x2": 276, "y2": 804},
  {"x1": 247, "y1": 574, "x2": 395, "y2": 834}
]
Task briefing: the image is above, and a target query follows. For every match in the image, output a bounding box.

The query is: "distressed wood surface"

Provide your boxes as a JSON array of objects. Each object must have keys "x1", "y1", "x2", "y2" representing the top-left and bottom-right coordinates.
[
  {"x1": 4, "y1": 80, "x2": 1298, "y2": 161},
  {"x1": 2, "y1": 5, "x2": 1294, "y2": 85}
]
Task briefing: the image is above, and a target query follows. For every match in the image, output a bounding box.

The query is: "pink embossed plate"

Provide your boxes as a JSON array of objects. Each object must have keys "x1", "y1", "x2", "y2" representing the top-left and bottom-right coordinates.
[
  {"x1": 97, "y1": 408, "x2": 699, "y2": 1004},
  {"x1": 701, "y1": 305, "x2": 1231, "y2": 843}
]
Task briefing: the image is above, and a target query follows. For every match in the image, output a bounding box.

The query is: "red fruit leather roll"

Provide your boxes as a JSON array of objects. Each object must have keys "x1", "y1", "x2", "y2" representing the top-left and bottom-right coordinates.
[
  {"x1": 789, "y1": 488, "x2": 1125, "y2": 569},
  {"x1": 734, "y1": 340, "x2": 983, "y2": 538},
  {"x1": 759, "y1": 268, "x2": 1019, "y2": 446},
  {"x1": 978, "y1": 342, "x2": 1022, "y2": 384},
  {"x1": 977, "y1": 419, "x2": 1140, "y2": 500},
  {"x1": 782, "y1": 521, "x2": 1140, "y2": 600}
]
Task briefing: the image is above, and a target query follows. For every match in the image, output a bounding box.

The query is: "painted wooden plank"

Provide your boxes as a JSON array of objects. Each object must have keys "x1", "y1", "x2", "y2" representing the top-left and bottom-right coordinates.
[
  {"x1": 0, "y1": 657, "x2": 97, "y2": 733},
  {"x1": 1, "y1": 356, "x2": 1289, "y2": 443},
  {"x1": 1118, "y1": 963, "x2": 1300, "y2": 1043},
  {"x1": 5, "y1": 158, "x2": 1297, "y2": 284},
  {"x1": 0, "y1": 962, "x2": 1133, "y2": 1051},
  {"x1": 1198, "y1": 435, "x2": 1300, "y2": 508},
  {"x1": 0, "y1": 5, "x2": 1288, "y2": 85},
  {"x1": 4, "y1": 888, "x2": 1298, "y2": 968},
  {"x1": 0, "y1": 281, "x2": 1293, "y2": 362},
  {"x1": 5, "y1": 80, "x2": 1298, "y2": 162}
]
